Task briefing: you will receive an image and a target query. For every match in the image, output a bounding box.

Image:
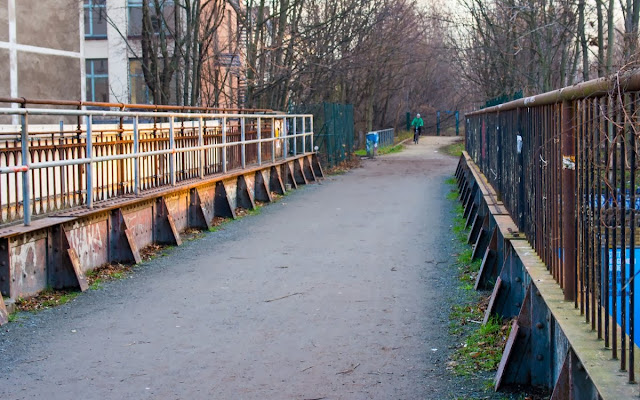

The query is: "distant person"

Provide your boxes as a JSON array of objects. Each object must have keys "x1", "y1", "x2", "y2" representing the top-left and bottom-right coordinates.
[{"x1": 411, "y1": 113, "x2": 424, "y2": 136}]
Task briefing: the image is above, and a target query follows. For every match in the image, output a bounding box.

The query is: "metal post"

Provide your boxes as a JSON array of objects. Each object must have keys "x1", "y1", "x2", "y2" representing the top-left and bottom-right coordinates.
[
  {"x1": 294, "y1": 117, "x2": 299, "y2": 155},
  {"x1": 561, "y1": 100, "x2": 576, "y2": 301},
  {"x1": 198, "y1": 117, "x2": 204, "y2": 178},
  {"x1": 241, "y1": 117, "x2": 246, "y2": 168},
  {"x1": 133, "y1": 116, "x2": 140, "y2": 195},
  {"x1": 437, "y1": 111, "x2": 441, "y2": 136},
  {"x1": 21, "y1": 114, "x2": 31, "y2": 226},
  {"x1": 283, "y1": 117, "x2": 288, "y2": 160},
  {"x1": 257, "y1": 117, "x2": 262, "y2": 165},
  {"x1": 271, "y1": 117, "x2": 275, "y2": 163},
  {"x1": 59, "y1": 120, "x2": 66, "y2": 206},
  {"x1": 86, "y1": 115, "x2": 93, "y2": 209},
  {"x1": 310, "y1": 115, "x2": 314, "y2": 153},
  {"x1": 455, "y1": 111, "x2": 460, "y2": 136},
  {"x1": 169, "y1": 116, "x2": 176, "y2": 185},
  {"x1": 222, "y1": 117, "x2": 227, "y2": 173},
  {"x1": 302, "y1": 116, "x2": 306, "y2": 153}
]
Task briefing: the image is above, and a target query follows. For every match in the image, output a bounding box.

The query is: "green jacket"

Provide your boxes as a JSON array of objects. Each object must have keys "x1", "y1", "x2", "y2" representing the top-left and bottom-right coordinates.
[{"x1": 411, "y1": 117, "x2": 424, "y2": 127}]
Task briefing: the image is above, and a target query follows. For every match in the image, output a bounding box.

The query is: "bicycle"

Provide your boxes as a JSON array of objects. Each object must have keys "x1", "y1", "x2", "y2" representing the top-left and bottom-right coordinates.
[{"x1": 413, "y1": 125, "x2": 420, "y2": 144}]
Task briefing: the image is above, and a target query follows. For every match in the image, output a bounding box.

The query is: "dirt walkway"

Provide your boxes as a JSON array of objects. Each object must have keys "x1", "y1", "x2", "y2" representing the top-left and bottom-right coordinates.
[{"x1": 0, "y1": 136, "x2": 491, "y2": 399}]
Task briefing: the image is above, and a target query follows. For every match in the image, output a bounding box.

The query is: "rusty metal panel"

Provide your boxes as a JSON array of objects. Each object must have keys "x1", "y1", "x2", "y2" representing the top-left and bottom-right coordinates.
[
  {"x1": 222, "y1": 179, "x2": 238, "y2": 211},
  {"x1": 122, "y1": 206, "x2": 154, "y2": 252},
  {"x1": 196, "y1": 184, "x2": 216, "y2": 224},
  {"x1": 254, "y1": 170, "x2": 272, "y2": 203},
  {"x1": 66, "y1": 248, "x2": 88, "y2": 291},
  {"x1": 270, "y1": 166, "x2": 285, "y2": 195},
  {"x1": 237, "y1": 176, "x2": 255, "y2": 210},
  {"x1": 0, "y1": 238, "x2": 9, "y2": 297},
  {"x1": 0, "y1": 295, "x2": 7, "y2": 325},
  {"x1": 243, "y1": 174, "x2": 256, "y2": 201},
  {"x1": 9, "y1": 237, "x2": 47, "y2": 298},
  {"x1": 164, "y1": 192, "x2": 189, "y2": 233},
  {"x1": 64, "y1": 219, "x2": 109, "y2": 272}
]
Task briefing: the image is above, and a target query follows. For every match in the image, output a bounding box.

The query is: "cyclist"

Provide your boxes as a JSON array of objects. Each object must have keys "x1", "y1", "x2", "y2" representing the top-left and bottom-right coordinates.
[{"x1": 411, "y1": 113, "x2": 424, "y2": 144}]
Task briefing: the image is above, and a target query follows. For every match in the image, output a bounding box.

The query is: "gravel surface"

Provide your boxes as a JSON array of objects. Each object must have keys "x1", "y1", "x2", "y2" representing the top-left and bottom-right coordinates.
[{"x1": 0, "y1": 136, "x2": 506, "y2": 399}]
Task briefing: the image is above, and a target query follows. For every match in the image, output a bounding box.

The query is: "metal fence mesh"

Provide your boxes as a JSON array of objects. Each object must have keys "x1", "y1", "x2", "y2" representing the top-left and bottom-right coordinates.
[{"x1": 292, "y1": 103, "x2": 354, "y2": 168}]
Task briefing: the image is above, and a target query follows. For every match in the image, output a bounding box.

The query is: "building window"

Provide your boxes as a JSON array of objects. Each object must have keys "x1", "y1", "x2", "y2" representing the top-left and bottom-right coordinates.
[
  {"x1": 84, "y1": 0, "x2": 107, "y2": 38},
  {"x1": 86, "y1": 59, "x2": 109, "y2": 102},
  {"x1": 129, "y1": 59, "x2": 152, "y2": 104},
  {"x1": 127, "y1": 0, "x2": 175, "y2": 37}
]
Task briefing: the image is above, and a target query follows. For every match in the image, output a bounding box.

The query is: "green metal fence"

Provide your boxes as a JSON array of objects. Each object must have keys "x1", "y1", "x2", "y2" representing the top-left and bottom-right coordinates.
[{"x1": 292, "y1": 102, "x2": 354, "y2": 168}]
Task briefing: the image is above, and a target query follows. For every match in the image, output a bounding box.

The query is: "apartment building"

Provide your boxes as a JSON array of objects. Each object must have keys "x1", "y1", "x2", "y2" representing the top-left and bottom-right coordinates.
[
  {"x1": 0, "y1": 0, "x2": 83, "y2": 121},
  {"x1": 83, "y1": 0, "x2": 245, "y2": 107}
]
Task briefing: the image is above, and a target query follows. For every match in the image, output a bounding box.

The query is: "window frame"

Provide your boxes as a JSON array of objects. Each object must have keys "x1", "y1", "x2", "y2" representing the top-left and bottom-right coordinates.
[
  {"x1": 127, "y1": 0, "x2": 175, "y2": 38},
  {"x1": 86, "y1": 59, "x2": 109, "y2": 103},
  {"x1": 84, "y1": 0, "x2": 108, "y2": 39}
]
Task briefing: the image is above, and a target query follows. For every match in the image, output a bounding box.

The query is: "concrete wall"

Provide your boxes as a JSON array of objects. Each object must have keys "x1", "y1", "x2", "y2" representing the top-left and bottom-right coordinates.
[{"x1": 0, "y1": 0, "x2": 83, "y2": 123}]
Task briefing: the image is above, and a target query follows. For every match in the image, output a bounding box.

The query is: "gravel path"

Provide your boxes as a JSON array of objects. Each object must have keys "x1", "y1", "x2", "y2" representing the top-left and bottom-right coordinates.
[{"x1": 0, "y1": 136, "x2": 494, "y2": 400}]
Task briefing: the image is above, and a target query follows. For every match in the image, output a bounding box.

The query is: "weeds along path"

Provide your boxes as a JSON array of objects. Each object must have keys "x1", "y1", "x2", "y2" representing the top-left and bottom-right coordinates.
[{"x1": 0, "y1": 137, "x2": 486, "y2": 399}]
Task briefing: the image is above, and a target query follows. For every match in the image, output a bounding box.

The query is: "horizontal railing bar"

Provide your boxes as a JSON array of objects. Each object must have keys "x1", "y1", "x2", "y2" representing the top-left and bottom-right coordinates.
[
  {"x1": 3, "y1": 133, "x2": 314, "y2": 171},
  {"x1": 466, "y1": 69, "x2": 640, "y2": 116},
  {"x1": 0, "y1": 107, "x2": 311, "y2": 120}
]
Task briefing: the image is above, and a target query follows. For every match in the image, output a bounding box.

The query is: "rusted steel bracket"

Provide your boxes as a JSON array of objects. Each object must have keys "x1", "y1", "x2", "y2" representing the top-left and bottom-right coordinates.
[
  {"x1": 302, "y1": 157, "x2": 316, "y2": 182},
  {"x1": 50, "y1": 227, "x2": 89, "y2": 292},
  {"x1": 189, "y1": 188, "x2": 212, "y2": 230},
  {"x1": 483, "y1": 242, "x2": 528, "y2": 323},
  {"x1": 155, "y1": 197, "x2": 182, "y2": 246},
  {"x1": 254, "y1": 171, "x2": 273, "y2": 203},
  {"x1": 0, "y1": 238, "x2": 9, "y2": 298},
  {"x1": 550, "y1": 349, "x2": 598, "y2": 400},
  {"x1": 110, "y1": 209, "x2": 142, "y2": 264},
  {"x1": 471, "y1": 221, "x2": 492, "y2": 260},
  {"x1": 270, "y1": 166, "x2": 286, "y2": 195},
  {"x1": 475, "y1": 228, "x2": 498, "y2": 290},
  {"x1": 281, "y1": 163, "x2": 297, "y2": 190},
  {"x1": 0, "y1": 295, "x2": 8, "y2": 325},
  {"x1": 236, "y1": 175, "x2": 256, "y2": 211},
  {"x1": 214, "y1": 181, "x2": 236, "y2": 219},
  {"x1": 467, "y1": 213, "x2": 487, "y2": 246},
  {"x1": 495, "y1": 282, "x2": 553, "y2": 390},
  {"x1": 294, "y1": 159, "x2": 309, "y2": 185},
  {"x1": 312, "y1": 153, "x2": 324, "y2": 178}
]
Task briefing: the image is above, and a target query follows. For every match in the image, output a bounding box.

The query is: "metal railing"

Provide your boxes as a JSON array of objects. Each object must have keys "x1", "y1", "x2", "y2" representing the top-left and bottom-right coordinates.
[
  {"x1": 0, "y1": 107, "x2": 314, "y2": 227},
  {"x1": 370, "y1": 128, "x2": 394, "y2": 148},
  {"x1": 465, "y1": 69, "x2": 640, "y2": 384}
]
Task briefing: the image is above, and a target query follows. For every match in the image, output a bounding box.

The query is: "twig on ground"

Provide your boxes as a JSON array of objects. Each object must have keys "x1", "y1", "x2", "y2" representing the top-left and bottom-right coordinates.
[
  {"x1": 301, "y1": 366, "x2": 314, "y2": 372},
  {"x1": 264, "y1": 292, "x2": 303, "y2": 303},
  {"x1": 336, "y1": 363, "x2": 360, "y2": 375}
]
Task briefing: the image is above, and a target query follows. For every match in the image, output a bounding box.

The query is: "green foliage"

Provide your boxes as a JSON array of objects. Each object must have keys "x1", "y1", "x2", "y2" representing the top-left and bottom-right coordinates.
[
  {"x1": 89, "y1": 279, "x2": 103, "y2": 290},
  {"x1": 442, "y1": 140, "x2": 465, "y2": 157},
  {"x1": 354, "y1": 143, "x2": 404, "y2": 157},
  {"x1": 451, "y1": 315, "x2": 507, "y2": 376},
  {"x1": 8, "y1": 312, "x2": 19, "y2": 322}
]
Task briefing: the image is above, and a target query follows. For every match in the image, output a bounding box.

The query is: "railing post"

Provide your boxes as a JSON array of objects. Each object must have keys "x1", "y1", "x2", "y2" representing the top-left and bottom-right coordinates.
[
  {"x1": 309, "y1": 115, "x2": 312, "y2": 153},
  {"x1": 294, "y1": 117, "x2": 298, "y2": 155},
  {"x1": 133, "y1": 116, "x2": 140, "y2": 195},
  {"x1": 283, "y1": 117, "x2": 288, "y2": 160},
  {"x1": 561, "y1": 100, "x2": 576, "y2": 302},
  {"x1": 21, "y1": 114, "x2": 31, "y2": 226},
  {"x1": 257, "y1": 117, "x2": 262, "y2": 166},
  {"x1": 271, "y1": 117, "x2": 275, "y2": 163},
  {"x1": 198, "y1": 117, "x2": 204, "y2": 178},
  {"x1": 86, "y1": 115, "x2": 93, "y2": 209},
  {"x1": 241, "y1": 116, "x2": 246, "y2": 168},
  {"x1": 222, "y1": 117, "x2": 227, "y2": 173},
  {"x1": 302, "y1": 116, "x2": 306, "y2": 154},
  {"x1": 170, "y1": 116, "x2": 176, "y2": 185},
  {"x1": 59, "y1": 120, "x2": 66, "y2": 207}
]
